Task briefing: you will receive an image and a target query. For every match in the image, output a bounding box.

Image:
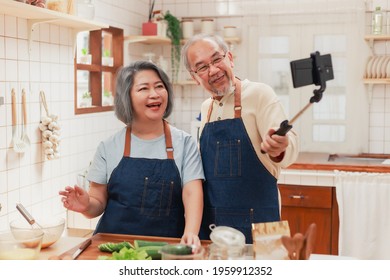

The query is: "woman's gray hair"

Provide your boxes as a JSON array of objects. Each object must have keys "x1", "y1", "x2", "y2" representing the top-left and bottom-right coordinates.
[
  {"x1": 114, "y1": 60, "x2": 174, "y2": 125},
  {"x1": 181, "y1": 33, "x2": 229, "y2": 72}
]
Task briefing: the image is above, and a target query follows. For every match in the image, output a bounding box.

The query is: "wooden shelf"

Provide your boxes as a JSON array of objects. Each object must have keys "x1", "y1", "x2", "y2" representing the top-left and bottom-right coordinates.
[
  {"x1": 1, "y1": 0, "x2": 108, "y2": 53},
  {"x1": 364, "y1": 34, "x2": 390, "y2": 41},
  {"x1": 124, "y1": 35, "x2": 172, "y2": 45},
  {"x1": 174, "y1": 80, "x2": 197, "y2": 86},
  {"x1": 1, "y1": 0, "x2": 108, "y2": 31},
  {"x1": 363, "y1": 78, "x2": 390, "y2": 84},
  {"x1": 125, "y1": 35, "x2": 240, "y2": 46}
]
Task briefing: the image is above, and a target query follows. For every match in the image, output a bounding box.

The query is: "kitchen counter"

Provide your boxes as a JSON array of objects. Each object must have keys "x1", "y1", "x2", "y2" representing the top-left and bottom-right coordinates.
[
  {"x1": 288, "y1": 152, "x2": 390, "y2": 173},
  {"x1": 39, "y1": 235, "x2": 355, "y2": 260},
  {"x1": 39, "y1": 236, "x2": 86, "y2": 260}
]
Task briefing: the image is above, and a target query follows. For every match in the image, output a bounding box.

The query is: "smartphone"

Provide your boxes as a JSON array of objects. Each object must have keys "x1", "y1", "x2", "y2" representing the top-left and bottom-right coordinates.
[{"x1": 290, "y1": 53, "x2": 333, "y2": 88}]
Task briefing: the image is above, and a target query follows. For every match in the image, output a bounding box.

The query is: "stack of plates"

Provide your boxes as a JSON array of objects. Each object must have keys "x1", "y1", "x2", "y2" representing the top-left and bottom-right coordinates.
[{"x1": 365, "y1": 55, "x2": 390, "y2": 79}]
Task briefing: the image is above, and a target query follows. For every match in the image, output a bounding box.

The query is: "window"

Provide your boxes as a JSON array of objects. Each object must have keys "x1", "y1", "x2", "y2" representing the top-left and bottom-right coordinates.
[{"x1": 250, "y1": 9, "x2": 368, "y2": 154}]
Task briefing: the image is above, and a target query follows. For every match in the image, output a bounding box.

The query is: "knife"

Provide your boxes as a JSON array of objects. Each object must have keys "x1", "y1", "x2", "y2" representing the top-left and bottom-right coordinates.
[{"x1": 72, "y1": 239, "x2": 92, "y2": 260}]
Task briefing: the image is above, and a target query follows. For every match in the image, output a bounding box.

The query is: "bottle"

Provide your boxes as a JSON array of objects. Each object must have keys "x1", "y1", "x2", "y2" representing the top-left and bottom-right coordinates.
[{"x1": 372, "y1": 6, "x2": 384, "y2": 35}]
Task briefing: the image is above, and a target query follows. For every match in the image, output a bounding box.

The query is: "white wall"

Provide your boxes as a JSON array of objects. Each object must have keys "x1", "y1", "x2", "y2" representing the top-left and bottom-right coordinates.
[{"x1": 1, "y1": 0, "x2": 389, "y2": 231}]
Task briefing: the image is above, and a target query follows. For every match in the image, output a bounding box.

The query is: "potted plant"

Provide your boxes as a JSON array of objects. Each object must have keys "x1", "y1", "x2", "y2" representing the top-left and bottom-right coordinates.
[
  {"x1": 163, "y1": 11, "x2": 181, "y2": 82},
  {"x1": 102, "y1": 90, "x2": 113, "y2": 106},
  {"x1": 78, "y1": 48, "x2": 92, "y2": 64},
  {"x1": 80, "y1": 91, "x2": 92, "y2": 107},
  {"x1": 102, "y1": 49, "x2": 114, "y2": 66}
]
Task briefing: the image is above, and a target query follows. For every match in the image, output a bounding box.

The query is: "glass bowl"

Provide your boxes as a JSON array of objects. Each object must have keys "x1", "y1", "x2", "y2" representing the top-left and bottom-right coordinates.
[
  {"x1": 10, "y1": 217, "x2": 65, "y2": 249},
  {"x1": 0, "y1": 230, "x2": 44, "y2": 260}
]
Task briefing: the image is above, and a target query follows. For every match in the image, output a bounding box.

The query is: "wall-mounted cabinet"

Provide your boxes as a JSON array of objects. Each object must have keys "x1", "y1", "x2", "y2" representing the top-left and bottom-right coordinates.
[{"x1": 75, "y1": 26, "x2": 123, "y2": 114}]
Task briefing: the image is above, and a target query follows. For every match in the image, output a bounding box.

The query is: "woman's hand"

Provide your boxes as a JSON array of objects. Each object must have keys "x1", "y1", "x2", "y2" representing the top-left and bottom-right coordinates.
[
  {"x1": 59, "y1": 185, "x2": 90, "y2": 213},
  {"x1": 181, "y1": 232, "x2": 201, "y2": 246}
]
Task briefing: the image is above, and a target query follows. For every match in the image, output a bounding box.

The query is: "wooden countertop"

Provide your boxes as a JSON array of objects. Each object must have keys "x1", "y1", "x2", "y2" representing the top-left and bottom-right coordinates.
[{"x1": 287, "y1": 152, "x2": 390, "y2": 173}]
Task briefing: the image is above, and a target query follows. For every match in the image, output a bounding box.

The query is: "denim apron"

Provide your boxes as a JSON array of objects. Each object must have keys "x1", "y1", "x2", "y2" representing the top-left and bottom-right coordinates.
[
  {"x1": 94, "y1": 120, "x2": 185, "y2": 238},
  {"x1": 199, "y1": 79, "x2": 280, "y2": 243}
]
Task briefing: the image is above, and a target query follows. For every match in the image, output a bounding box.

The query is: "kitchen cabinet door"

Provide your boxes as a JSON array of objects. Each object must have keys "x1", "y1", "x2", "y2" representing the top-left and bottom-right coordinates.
[{"x1": 279, "y1": 184, "x2": 339, "y2": 255}]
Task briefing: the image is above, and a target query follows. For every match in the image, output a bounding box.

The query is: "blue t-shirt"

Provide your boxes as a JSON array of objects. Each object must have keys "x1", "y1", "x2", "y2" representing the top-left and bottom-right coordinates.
[{"x1": 87, "y1": 124, "x2": 205, "y2": 187}]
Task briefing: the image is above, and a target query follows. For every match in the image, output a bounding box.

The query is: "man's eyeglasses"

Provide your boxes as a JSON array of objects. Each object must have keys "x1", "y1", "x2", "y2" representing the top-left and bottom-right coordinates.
[{"x1": 192, "y1": 53, "x2": 227, "y2": 75}]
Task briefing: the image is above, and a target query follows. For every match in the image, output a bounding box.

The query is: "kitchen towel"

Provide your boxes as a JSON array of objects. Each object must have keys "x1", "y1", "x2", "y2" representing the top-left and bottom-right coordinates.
[{"x1": 335, "y1": 171, "x2": 390, "y2": 260}]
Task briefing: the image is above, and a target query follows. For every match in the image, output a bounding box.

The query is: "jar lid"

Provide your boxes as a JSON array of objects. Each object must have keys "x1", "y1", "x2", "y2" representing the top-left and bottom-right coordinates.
[
  {"x1": 201, "y1": 18, "x2": 214, "y2": 22},
  {"x1": 224, "y1": 26, "x2": 237, "y2": 29},
  {"x1": 181, "y1": 19, "x2": 194, "y2": 22},
  {"x1": 209, "y1": 224, "x2": 245, "y2": 247}
]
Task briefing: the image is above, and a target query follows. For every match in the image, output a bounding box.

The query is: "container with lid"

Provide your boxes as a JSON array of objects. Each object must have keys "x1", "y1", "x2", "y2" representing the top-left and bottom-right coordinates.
[
  {"x1": 208, "y1": 224, "x2": 246, "y2": 259},
  {"x1": 223, "y1": 26, "x2": 237, "y2": 38},
  {"x1": 201, "y1": 18, "x2": 215, "y2": 35},
  {"x1": 181, "y1": 19, "x2": 194, "y2": 39}
]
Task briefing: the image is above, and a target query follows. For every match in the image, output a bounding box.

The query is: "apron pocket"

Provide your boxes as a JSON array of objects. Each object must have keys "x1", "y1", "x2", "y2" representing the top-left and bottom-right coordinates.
[
  {"x1": 140, "y1": 178, "x2": 175, "y2": 217},
  {"x1": 214, "y1": 139, "x2": 242, "y2": 177}
]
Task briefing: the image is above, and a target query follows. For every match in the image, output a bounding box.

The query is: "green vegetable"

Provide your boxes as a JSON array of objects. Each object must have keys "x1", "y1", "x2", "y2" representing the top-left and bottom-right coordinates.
[
  {"x1": 98, "y1": 241, "x2": 132, "y2": 253},
  {"x1": 134, "y1": 240, "x2": 168, "y2": 260},
  {"x1": 134, "y1": 240, "x2": 168, "y2": 248},
  {"x1": 161, "y1": 244, "x2": 193, "y2": 255},
  {"x1": 98, "y1": 247, "x2": 151, "y2": 260}
]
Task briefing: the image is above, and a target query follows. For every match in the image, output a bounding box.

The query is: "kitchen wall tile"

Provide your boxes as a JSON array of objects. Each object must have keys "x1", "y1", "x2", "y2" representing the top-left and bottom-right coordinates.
[
  {"x1": 19, "y1": 184, "x2": 32, "y2": 206},
  {"x1": 283, "y1": 173, "x2": 301, "y2": 185},
  {"x1": 40, "y1": 62, "x2": 51, "y2": 83},
  {"x1": 4, "y1": 15, "x2": 17, "y2": 38},
  {"x1": 369, "y1": 140, "x2": 384, "y2": 153},
  {"x1": 17, "y1": 60, "x2": 29, "y2": 82},
  {"x1": 29, "y1": 61, "x2": 41, "y2": 82},
  {"x1": 0, "y1": 128, "x2": 5, "y2": 149},
  {"x1": 0, "y1": 170, "x2": 6, "y2": 193},
  {"x1": 300, "y1": 171, "x2": 318, "y2": 186},
  {"x1": 384, "y1": 141, "x2": 390, "y2": 153},
  {"x1": 370, "y1": 112, "x2": 385, "y2": 126},
  {"x1": 49, "y1": 44, "x2": 60, "y2": 64},
  {"x1": 39, "y1": 23, "x2": 50, "y2": 43},
  {"x1": 17, "y1": 38, "x2": 28, "y2": 61},
  {"x1": 0, "y1": 59, "x2": 4, "y2": 82},
  {"x1": 30, "y1": 41, "x2": 40, "y2": 62},
  {"x1": 0, "y1": 37, "x2": 4, "y2": 59},
  {"x1": 5, "y1": 60, "x2": 17, "y2": 82},
  {"x1": 0, "y1": 150, "x2": 6, "y2": 172},
  {"x1": 7, "y1": 189, "x2": 20, "y2": 211},
  {"x1": 5, "y1": 37, "x2": 17, "y2": 60},
  {"x1": 49, "y1": 25, "x2": 60, "y2": 45},
  {"x1": 16, "y1": 18, "x2": 27, "y2": 40},
  {"x1": 0, "y1": 15, "x2": 4, "y2": 36}
]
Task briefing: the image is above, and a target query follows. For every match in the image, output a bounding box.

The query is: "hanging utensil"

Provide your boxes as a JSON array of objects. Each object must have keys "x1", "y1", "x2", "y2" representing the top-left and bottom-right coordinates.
[
  {"x1": 11, "y1": 89, "x2": 26, "y2": 153},
  {"x1": 20, "y1": 89, "x2": 31, "y2": 150}
]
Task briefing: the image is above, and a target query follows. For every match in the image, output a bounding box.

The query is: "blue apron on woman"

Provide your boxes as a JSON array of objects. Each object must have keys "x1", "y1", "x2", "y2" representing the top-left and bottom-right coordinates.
[
  {"x1": 94, "y1": 120, "x2": 185, "y2": 238},
  {"x1": 199, "y1": 79, "x2": 280, "y2": 243}
]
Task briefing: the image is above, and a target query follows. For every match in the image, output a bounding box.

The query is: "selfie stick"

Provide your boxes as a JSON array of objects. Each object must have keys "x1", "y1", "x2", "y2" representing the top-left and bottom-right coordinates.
[{"x1": 273, "y1": 51, "x2": 327, "y2": 137}]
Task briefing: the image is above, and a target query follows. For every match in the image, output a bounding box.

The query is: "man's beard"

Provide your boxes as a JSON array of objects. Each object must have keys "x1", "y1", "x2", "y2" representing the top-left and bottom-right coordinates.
[{"x1": 212, "y1": 78, "x2": 235, "y2": 97}]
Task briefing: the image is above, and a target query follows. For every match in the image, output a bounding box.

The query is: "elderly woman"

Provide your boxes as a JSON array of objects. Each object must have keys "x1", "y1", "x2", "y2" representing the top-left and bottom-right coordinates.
[{"x1": 59, "y1": 61, "x2": 204, "y2": 246}]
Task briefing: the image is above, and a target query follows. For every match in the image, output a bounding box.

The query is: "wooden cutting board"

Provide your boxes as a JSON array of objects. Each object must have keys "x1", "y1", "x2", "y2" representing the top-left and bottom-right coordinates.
[{"x1": 59, "y1": 233, "x2": 211, "y2": 260}]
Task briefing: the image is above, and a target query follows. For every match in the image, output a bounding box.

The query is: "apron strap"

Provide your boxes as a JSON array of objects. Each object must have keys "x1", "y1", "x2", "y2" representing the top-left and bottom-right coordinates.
[
  {"x1": 206, "y1": 77, "x2": 242, "y2": 122},
  {"x1": 124, "y1": 126, "x2": 131, "y2": 157},
  {"x1": 234, "y1": 78, "x2": 242, "y2": 118},
  {"x1": 123, "y1": 121, "x2": 174, "y2": 159},
  {"x1": 163, "y1": 120, "x2": 174, "y2": 160}
]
